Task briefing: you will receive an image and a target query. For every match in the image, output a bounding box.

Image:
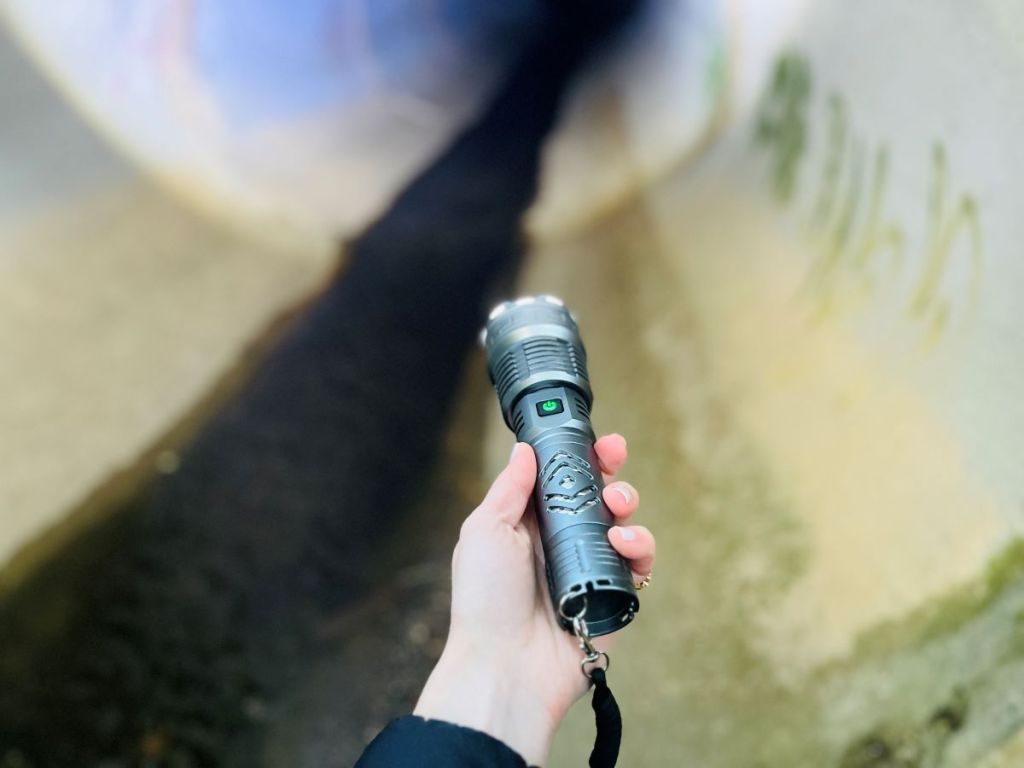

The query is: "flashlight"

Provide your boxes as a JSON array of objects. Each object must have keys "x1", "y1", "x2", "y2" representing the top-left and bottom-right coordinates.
[{"x1": 481, "y1": 295, "x2": 638, "y2": 637}]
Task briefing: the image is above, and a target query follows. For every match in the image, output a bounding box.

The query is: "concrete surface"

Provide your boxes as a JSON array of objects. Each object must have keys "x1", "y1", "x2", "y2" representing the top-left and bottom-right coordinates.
[
  {"x1": 497, "y1": 2, "x2": 1024, "y2": 764},
  {"x1": 5, "y1": 1, "x2": 1024, "y2": 766},
  {"x1": 0, "y1": 25, "x2": 335, "y2": 588}
]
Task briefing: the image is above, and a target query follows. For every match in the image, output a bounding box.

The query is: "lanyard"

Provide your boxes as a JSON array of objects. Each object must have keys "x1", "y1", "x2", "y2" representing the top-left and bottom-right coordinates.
[{"x1": 572, "y1": 614, "x2": 622, "y2": 768}]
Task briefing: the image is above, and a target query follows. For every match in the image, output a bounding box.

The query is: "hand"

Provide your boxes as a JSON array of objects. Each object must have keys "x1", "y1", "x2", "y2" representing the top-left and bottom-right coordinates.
[{"x1": 414, "y1": 434, "x2": 655, "y2": 766}]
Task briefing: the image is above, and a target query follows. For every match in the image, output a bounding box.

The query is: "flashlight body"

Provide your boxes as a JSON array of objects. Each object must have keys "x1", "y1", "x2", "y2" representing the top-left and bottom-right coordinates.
[{"x1": 483, "y1": 298, "x2": 638, "y2": 637}]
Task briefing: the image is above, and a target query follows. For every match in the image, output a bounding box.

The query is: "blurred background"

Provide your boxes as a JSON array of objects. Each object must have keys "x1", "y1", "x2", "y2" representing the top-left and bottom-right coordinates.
[{"x1": 2, "y1": 1, "x2": 1024, "y2": 766}]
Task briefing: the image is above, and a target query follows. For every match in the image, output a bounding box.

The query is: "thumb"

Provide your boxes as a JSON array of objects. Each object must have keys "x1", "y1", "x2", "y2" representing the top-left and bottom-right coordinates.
[{"x1": 475, "y1": 443, "x2": 537, "y2": 525}]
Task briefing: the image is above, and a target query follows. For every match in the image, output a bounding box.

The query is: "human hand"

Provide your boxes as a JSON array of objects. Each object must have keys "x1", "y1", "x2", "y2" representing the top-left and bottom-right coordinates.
[{"x1": 414, "y1": 434, "x2": 655, "y2": 766}]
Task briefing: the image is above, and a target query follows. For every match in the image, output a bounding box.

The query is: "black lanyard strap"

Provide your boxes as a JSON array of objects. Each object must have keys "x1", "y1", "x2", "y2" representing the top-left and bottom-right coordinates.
[
  {"x1": 572, "y1": 612, "x2": 623, "y2": 767},
  {"x1": 588, "y1": 666, "x2": 622, "y2": 768}
]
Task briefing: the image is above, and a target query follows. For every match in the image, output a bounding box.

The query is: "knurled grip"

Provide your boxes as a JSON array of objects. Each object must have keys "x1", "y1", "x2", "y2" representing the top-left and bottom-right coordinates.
[{"x1": 511, "y1": 389, "x2": 638, "y2": 636}]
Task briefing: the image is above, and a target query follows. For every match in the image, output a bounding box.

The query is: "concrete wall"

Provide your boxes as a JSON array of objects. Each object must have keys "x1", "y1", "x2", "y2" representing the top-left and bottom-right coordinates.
[
  {"x1": 0, "y1": 27, "x2": 336, "y2": 591},
  {"x1": 5, "y1": 0, "x2": 1024, "y2": 764},
  {"x1": 502, "y1": 1, "x2": 1024, "y2": 764}
]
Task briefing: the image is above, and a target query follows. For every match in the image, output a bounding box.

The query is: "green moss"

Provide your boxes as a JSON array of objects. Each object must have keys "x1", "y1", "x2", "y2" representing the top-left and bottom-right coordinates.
[
  {"x1": 850, "y1": 539, "x2": 1024, "y2": 662},
  {"x1": 838, "y1": 689, "x2": 969, "y2": 767}
]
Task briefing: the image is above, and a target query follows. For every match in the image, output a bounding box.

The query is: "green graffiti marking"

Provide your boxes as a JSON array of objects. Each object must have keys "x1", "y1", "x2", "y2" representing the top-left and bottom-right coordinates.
[
  {"x1": 810, "y1": 95, "x2": 848, "y2": 227},
  {"x1": 807, "y1": 135, "x2": 908, "y2": 319},
  {"x1": 754, "y1": 50, "x2": 983, "y2": 342},
  {"x1": 851, "y1": 146, "x2": 906, "y2": 281},
  {"x1": 816, "y1": 134, "x2": 867, "y2": 317},
  {"x1": 754, "y1": 52, "x2": 811, "y2": 203},
  {"x1": 909, "y1": 144, "x2": 983, "y2": 337}
]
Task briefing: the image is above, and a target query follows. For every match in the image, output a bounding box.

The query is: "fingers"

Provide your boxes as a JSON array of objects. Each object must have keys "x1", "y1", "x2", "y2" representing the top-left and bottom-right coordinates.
[
  {"x1": 594, "y1": 433, "x2": 627, "y2": 481},
  {"x1": 608, "y1": 525, "x2": 655, "y2": 580},
  {"x1": 601, "y1": 437, "x2": 648, "y2": 575},
  {"x1": 472, "y1": 443, "x2": 537, "y2": 526},
  {"x1": 469, "y1": 435, "x2": 632, "y2": 530},
  {"x1": 602, "y1": 481, "x2": 639, "y2": 522}
]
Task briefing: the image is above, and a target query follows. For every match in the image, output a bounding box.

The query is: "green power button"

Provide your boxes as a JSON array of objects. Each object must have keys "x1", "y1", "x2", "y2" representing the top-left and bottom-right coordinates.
[{"x1": 536, "y1": 399, "x2": 564, "y2": 417}]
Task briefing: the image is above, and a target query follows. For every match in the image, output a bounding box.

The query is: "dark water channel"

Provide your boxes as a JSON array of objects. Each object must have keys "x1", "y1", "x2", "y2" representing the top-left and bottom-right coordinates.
[{"x1": 0, "y1": 2, "x2": 644, "y2": 765}]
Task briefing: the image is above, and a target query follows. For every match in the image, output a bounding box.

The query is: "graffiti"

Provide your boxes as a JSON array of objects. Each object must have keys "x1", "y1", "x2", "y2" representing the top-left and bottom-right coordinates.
[
  {"x1": 754, "y1": 52, "x2": 811, "y2": 203},
  {"x1": 755, "y1": 51, "x2": 983, "y2": 340},
  {"x1": 804, "y1": 95, "x2": 905, "y2": 321},
  {"x1": 909, "y1": 144, "x2": 983, "y2": 335}
]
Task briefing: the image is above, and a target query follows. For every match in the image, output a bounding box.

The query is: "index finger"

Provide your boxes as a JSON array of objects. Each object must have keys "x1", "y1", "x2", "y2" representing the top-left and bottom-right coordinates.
[{"x1": 595, "y1": 433, "x2": 627, "y2": 480}]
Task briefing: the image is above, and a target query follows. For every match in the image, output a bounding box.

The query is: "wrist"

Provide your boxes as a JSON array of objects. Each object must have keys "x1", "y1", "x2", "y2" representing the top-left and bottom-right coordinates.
[{"x1": 414, "y1": 638, "x2": 558, "y2": 766}]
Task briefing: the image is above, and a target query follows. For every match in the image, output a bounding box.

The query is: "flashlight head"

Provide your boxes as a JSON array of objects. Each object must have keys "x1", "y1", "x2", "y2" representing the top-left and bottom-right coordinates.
[{"x1": 481, "y1": 295, "x2": 592, "y2": 426}]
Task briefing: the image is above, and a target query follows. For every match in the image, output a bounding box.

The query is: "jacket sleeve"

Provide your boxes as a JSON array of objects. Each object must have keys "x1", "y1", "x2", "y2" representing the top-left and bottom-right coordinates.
[{"x1": 355, "y1": 715, "x2": 533, "y2": 768}]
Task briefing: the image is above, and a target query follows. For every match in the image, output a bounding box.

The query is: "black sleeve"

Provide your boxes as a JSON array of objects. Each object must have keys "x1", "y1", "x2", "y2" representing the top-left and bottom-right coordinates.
[{"x1": 355, "y1": 715, "x2": 534, "y2": 768}]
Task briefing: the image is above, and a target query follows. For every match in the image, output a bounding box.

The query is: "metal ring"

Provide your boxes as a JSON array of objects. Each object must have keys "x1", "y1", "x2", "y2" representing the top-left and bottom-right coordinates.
[
  {"x1": 558, "y1": 591, "x2": 587, "y2": 622},
  {"x1": 581, "y1": 652, "x2": 610, "y2": 677}
]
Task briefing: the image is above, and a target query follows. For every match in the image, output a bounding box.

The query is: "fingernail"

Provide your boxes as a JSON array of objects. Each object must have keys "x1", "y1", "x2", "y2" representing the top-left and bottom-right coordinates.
[
  {"x1": 615, "y1": 526, "x2": 637, "y2": 541},
  {"x1": 612, "y1": 485, "x2": 632, "y2": 505},
  {"x1": 509, "y1": 443, "x2": 520, "y2": 462}
]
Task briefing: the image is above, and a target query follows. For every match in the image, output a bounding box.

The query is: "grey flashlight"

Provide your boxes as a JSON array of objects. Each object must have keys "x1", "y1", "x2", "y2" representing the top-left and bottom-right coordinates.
[{"x1": 481, "y1": 295, "x2": 638, "y2": 637}]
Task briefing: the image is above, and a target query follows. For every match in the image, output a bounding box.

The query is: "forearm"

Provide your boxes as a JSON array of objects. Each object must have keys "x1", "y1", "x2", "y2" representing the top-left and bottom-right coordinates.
[{"x1": 414, "y1": 639, "x2": 557, "y2": 767}]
